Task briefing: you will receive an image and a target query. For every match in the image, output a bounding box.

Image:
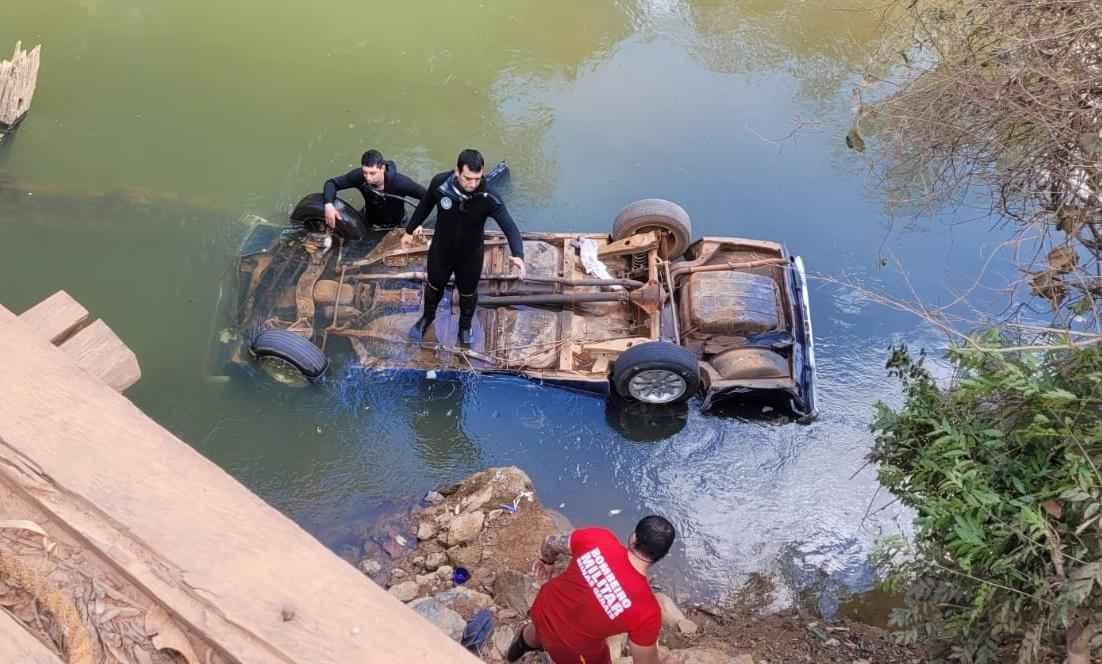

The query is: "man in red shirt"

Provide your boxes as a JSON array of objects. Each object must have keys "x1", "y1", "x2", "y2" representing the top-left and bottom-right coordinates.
[{"x1": 506, "y1": 516, "x2": 676, "y2": 664}]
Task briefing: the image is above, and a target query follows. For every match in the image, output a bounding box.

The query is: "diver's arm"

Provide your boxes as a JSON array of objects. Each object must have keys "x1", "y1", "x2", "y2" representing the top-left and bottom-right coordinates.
[
  {"x1": 405, "y1": 183, "x2": 437, "y2": 234},
  {"x1": 323, "y1": 169, "x2": 362, "y2": 205},
  {"x1": 490, "y1": 202, "x2": 524, "y2": 259}
]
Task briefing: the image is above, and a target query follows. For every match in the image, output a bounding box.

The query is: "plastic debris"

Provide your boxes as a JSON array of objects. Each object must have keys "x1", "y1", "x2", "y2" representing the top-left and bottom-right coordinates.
[
  {"x1": 498, "y1": 491, "x2": 534, "y2": 514},
  {"x1": 394, "y1": 534, "x2": 408, "y2": 547},
  {"x1": 608, "y1": 509, "x2": 623, "y2": 516},
  {"x1": 461, "y1": 608, "x2": 494, "y2": 654},
  {"x1": 577, "y1": 238, "x2": 624, "y2": 290},
  {"x1": 426, "y1": 369, "x2": 438, "y2": 380}
]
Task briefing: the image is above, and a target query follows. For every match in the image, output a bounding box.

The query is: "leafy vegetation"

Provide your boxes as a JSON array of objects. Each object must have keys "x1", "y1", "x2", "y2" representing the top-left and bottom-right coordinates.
[{"x1": 870, "y1": 339, "x2": 1102, "y2": 662}]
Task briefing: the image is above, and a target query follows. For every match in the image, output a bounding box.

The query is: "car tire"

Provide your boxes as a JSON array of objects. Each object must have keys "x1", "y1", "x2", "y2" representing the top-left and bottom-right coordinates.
[
  {"x1": 250, "y1": 329, "x2": 329, "y2": 381},
  {"x1": 612, "y1": 198, "x2": 693, "y2": 259},
  {"x1": 611, "y1": 341, "x2": 701, "y2": 405},
  {"x1": 290, "y1": 193, "x2": 367, "y2": 242}
]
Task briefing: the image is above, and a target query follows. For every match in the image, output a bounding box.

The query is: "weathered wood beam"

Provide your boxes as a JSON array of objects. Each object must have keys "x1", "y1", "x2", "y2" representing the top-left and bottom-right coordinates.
[
  {"x1": 0, "y1": 42, "x2": 41, "y2": 131},
  {"x1": 0, "y1": 608, "x2": 64, "y2": 664},
  {"x1": 58, "y1": 319, "x2": 141, "y2": 392},
  {"x1": 0, "y1": 298, "x2": 480, "y2": 663},
  {"x1": 19, "y1": 290, "x2": 90, "y2": 345}
]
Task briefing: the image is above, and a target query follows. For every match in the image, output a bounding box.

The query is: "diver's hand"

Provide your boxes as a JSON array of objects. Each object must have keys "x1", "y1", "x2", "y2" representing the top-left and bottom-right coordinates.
[
  {"x1": 401, "y1": 228, "x2": 425, "y2": 249},
  {"x1": 510, "y1": 257, "x2": 526, "y2": 281},
  {"x1": 323, "y1": 203, "x2": 338, "y2": 229}
]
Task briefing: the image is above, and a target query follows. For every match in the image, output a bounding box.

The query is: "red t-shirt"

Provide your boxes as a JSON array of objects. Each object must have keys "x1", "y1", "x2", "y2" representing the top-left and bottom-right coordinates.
[{"x1": 531, "y1": 528, "x2": 662, "y2": 653}]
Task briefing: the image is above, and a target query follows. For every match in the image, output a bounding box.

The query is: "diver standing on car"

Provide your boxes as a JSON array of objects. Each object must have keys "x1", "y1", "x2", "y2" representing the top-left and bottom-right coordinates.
[
  {"x1": 323, "y1": 149, "x2": 426, "y2": 229},
  {"x1": 402, "y1": 149, "x2": 526, "y2": 345}
]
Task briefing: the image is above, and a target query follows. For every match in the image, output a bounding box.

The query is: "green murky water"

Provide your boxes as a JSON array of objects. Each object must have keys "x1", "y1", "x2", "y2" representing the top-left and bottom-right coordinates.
[{"x1": 0, "y1": 1, "x2": 1003, "y2": 612}]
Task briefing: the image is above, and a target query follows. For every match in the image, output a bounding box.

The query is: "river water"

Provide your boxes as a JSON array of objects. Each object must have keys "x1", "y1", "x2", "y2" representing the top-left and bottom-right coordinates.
[{"x1": 1, "y1": 1, "x2": 1013, "y2": 614}]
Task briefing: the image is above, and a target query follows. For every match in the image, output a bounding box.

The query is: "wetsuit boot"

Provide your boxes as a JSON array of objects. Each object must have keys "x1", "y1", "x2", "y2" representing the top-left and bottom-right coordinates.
[
  {"x1": 457, "y1": 292, "x2": 478, "y2": 346},
  {"x1": 410, "y1": 284, "x2": 443, "y2": 340}
]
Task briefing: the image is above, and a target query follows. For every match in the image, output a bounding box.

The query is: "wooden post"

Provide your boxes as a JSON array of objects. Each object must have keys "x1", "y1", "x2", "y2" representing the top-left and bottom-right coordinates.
[{"x1": 0, "y1": 41, "x2": 41, "y2": 137}]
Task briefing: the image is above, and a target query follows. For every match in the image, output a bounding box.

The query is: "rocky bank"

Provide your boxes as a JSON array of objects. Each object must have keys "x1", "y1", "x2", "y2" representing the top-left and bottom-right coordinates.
[{"x1": 357, "y1": 467, "x2": 923, "y2": 664}]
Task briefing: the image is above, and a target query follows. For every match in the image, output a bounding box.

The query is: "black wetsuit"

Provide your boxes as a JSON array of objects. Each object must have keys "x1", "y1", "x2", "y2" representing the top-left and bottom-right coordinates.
[
  {"x1": 405, "y1": 171, "x2": 524, "y2": 295},
  {"x1": 323, "y1": 161, "x2": 426, "y2": 228}
]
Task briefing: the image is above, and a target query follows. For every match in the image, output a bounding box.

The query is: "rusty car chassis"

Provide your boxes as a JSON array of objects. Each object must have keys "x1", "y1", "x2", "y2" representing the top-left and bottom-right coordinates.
[{"x1": 214, "y1": 199, "x2": 817, "y2": 418}]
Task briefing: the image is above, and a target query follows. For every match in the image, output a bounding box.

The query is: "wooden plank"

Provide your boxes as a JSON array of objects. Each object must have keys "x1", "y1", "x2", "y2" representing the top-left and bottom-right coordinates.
[
  {"x1": 0, "y1": 609, "x2": 64, "y2": 664},
  {"x1": 0, "y1": 314, "x2": 479, "y2": 664},
  {"x1": 58, "y1": 319, "x2": 141, "y2": 392},
  {"x1": 597, "y1": 231, "x2": 658, "y2": 258},
  {"x1": 558, "y1": 239, "x2": 576, "y2": 371},
  {"x1": 0, "y1": 42, "x2": 40, "y2": 129},
  {"x1": 19, "y1": 291, "x2": 90, "y2": 345}
]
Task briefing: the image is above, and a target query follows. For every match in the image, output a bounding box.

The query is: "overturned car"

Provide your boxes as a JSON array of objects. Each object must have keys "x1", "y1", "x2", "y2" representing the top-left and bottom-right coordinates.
[{"x1": 213, "y1": 187, "x2": 817, "y2": 418}]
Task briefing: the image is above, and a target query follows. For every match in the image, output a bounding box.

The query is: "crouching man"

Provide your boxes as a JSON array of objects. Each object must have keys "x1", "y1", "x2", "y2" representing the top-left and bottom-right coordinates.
[{"x1": 508, "y1": 516, "x2": 677, "y2": 664}]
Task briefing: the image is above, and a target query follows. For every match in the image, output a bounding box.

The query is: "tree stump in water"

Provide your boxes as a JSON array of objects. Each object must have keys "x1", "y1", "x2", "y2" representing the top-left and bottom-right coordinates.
[{"x1": 0, "y1": 42, "x2": 41, "y2": 139}]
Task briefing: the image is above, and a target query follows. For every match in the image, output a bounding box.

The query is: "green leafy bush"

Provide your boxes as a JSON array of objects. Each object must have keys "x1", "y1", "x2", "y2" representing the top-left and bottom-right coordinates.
[{"x1": 871, "y1": 339, "x2": 1102, "y2": 663}]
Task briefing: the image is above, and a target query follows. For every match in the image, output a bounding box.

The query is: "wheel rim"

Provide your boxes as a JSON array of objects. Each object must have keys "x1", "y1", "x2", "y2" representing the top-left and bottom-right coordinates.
[
  {"x1": 627, "y1": 369, "x2": 688, "y2": 404},
  {"x1": 258, "y1": 356, "x2": 309, "y2": 387}
]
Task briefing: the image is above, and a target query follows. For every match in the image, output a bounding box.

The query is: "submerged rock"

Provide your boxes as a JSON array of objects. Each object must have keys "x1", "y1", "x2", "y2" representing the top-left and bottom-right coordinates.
[{"x1": 359, "y1": 559, "x2": 382, "y2": 577}]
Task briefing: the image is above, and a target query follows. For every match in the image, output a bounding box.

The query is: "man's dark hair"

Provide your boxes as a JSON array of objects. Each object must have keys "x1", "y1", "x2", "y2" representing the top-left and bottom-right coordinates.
[
  {"x1": 361, "y1": 149, "x2": 386, "y2": 168},
  {"x1": 456, "y1": 148, "x2": 485, "y2": 173},
  {"x1": 633, "y1": 515, "x2": 675, "y2": 562}
]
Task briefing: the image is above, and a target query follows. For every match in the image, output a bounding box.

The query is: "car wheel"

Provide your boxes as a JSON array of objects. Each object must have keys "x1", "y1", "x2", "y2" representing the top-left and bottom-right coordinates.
[
  {"x1": 611, "y1": 341, "x2": 701, "y2": 405},
  {"x1": 612, "y1": 198, "x2": 693, "y2": 259},
  {"x1": 290, "y1": 193, "x2": 367, "y2": 242},
  {"x1": 250, "y1": 329, "x2": 329, "y2": 382}
]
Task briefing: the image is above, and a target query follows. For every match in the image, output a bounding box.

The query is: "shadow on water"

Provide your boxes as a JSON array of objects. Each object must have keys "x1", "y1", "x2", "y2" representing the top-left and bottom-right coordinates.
[{"x1": 604, "y1": 396, "x2": 689, "y2": 444}]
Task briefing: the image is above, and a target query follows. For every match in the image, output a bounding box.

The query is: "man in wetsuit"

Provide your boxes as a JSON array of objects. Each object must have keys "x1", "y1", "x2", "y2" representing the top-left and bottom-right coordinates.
[
  {"x1": 402, "y1": 148, "x2": 526, "y2": 345},
  {"x1": 323, "y1": 149, "x2": 426, "y2": 229},
  {"x1": 507, "y1": 516, "x2": 677, "y2": 664}
]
